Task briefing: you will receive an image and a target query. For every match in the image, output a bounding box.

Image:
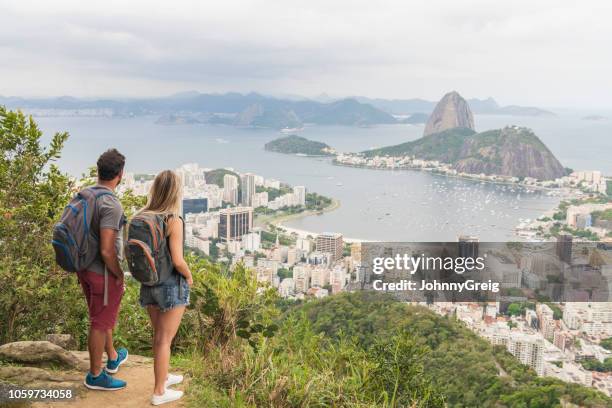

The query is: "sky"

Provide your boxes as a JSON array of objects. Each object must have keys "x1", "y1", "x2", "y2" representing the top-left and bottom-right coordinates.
[{"x1": 1, "y1": 0, "x2": 611, "y2": 109}]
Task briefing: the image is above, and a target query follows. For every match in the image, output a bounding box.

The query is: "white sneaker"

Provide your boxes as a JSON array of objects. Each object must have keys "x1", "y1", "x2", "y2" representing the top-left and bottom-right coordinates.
[
  {"x1": 165, "y1": 373, "x2": 183, "y2": 388},
  {"x1": 151, "y1": 388, "x2": 184, "y2": 406}
]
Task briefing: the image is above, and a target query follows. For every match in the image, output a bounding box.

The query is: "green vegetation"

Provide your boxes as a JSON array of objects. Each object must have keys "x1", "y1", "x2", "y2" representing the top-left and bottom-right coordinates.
[
  {"x1": 363, "y1": 126, "x2": 565, "y2": 180},
  {"x1": 306, "y1": 192, "x2": 333, "y2": 211},
  {"x1": 505, "y1": 302, "x2": 535, "y2": 317},
  {"x1": 580, "y1": 358, "x2": 612, "y2": 373},
  {"x1": 264, "y1": 135, "x2": 333, "y2": 156},
  {"x1": 134, "y1": 173, "x2": 155, "y2": 181},
  {"x1": 256, "y1": 184, "x2": 293, "y2": 200},
  {"x1": 204, "y1": 168, "x2": 240, "y2": 188},
  {"x1": 364, "y1": 126, "x2": 550, "y2": 162},
  {"x1": 2, "y1": 108, "x2": 610, "y2": 407},
  {"x1": 546, "y1": 303, "x2": 563, "y2": 320},
  {"x1": 296, "y1": 292, "x2": 610, "y2": 407},
  {"x1": 561, "y1": 225, "x2": 600, "y2": 241},
  {"x1": 254, "y1": 188, "x2": 333, "y2": 220},
  {"x1": 277, "y1": 267, "x2": 292, "y2": 280},
  {"x1": 364, "y1": 127, "x2": 476, "y2": 161},
  {"x1": 261, "y1": 229, "x2": 294, "y2": 246},
  {"x1": 601, "y1": 337, "x2": 612, "y2": 351},
  {"x1": 607, "y1": 180, "x2": 612, "y2": 196},
  {"x1": 592, "y1": 208, "x2": 612, "y2": 222}
]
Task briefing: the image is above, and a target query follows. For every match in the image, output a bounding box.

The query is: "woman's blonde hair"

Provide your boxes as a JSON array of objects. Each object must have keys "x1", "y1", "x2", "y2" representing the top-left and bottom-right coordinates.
[{"x1": 139, "y1": 170, "x2": 182, "y2": 217}]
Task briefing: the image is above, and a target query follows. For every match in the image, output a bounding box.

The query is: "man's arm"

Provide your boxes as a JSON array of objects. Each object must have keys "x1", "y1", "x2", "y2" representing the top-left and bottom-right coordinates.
[{"x1": 100, "y1": 227, "x2": 123, "y2": 280}]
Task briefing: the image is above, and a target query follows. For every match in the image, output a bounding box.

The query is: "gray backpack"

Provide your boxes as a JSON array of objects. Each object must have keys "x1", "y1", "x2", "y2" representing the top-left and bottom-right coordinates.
[
  {"x1": 52, "y1": 186, "x2": 114, "y2": 272},
  {"x1": 125, "y1": 213, "x2": 173, "y2": 286}
]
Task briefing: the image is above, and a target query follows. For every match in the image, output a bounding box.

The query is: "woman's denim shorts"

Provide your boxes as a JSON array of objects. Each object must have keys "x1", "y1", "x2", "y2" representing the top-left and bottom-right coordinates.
[{"x1": 139, "y1": 275, "x2": 190, "y2": 312}]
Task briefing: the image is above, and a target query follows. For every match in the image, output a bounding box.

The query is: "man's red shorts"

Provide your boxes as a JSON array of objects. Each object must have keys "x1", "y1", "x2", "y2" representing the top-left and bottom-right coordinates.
[{"x1": 77, "y1": 270, "x2": 124, "y2": 331}]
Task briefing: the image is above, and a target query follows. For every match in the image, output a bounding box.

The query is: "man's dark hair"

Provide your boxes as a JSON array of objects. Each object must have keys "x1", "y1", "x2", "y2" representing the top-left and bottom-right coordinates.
[{"x1": 97, "y1": 149, "x2": 126, "y2": 181}]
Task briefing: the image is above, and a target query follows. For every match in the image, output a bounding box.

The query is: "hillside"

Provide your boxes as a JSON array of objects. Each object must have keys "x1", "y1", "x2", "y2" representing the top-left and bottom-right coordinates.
[
  {"x1": 233, "y1": 104, "x2": 302, "y2": 129},
  {"x1": 264, "y1": 135, "x2": 334, "y2": 156},
  {"x1": 296, "y1": 292, "x2": 611, "y2": 407},
  {"x1": 401, "y1": 112, "x2": 429, "y2": 124},
  {"x1": 299, "y1": 98, "x2": 396, "y2": 126},
  {"x1": 364, "y1": 126, "x2": 566, "y2": 180},
  {"x1": 204, "y1": 168, "x2": 240, "y2": 187}
]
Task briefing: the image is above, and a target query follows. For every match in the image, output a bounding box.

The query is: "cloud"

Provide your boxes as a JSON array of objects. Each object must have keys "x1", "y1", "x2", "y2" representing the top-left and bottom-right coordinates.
[{"x1": 1, "y1": 0, "x2": 611, "y2": 108}]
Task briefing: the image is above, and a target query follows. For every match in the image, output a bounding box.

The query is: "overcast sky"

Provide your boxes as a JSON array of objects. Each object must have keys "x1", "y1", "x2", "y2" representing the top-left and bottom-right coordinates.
[{"x1": 1, "y1": 0, "x2": 611, "y2": 108}]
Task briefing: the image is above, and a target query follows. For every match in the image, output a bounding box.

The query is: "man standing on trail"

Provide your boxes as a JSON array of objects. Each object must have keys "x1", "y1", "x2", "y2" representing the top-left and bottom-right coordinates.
[{"x1": 78, "y1": 149, "x2": 129, "y2": 391}]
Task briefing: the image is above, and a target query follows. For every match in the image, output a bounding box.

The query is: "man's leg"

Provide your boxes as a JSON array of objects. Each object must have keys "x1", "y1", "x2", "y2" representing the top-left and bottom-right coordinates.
[
  {"x1": 88, "y1": 327, "x2": 107, "y2": 376},
  {"x1": 79, "y1": 271, "x2": 108, "y2": 377},
  {"x1": 105, "y1": 329, "x2": 118, "y2": 361}
]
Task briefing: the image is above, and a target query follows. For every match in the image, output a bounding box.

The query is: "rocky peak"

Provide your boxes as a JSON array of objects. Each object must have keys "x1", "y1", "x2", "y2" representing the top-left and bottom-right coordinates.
[{"x1": 424, "y1": 91, "x2": 475, "y2": 136}]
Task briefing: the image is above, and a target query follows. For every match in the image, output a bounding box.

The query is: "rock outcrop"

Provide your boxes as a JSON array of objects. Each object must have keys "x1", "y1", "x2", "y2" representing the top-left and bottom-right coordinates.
[
  {"x1": 0, "y1": 341, "x2": 86, "y2": 370},
  {"x1": 46, "y1": 334, "x2": 76, "y2": 350},
  {"x1": 424, "y1": 91, "x2": 475, "y2": 136},
  {"x1": 0, "y1": 366, "x2": 81, "y2": 389},
  {"x1": 453, "y1": 126, "x2": 566, "y2": 180}
]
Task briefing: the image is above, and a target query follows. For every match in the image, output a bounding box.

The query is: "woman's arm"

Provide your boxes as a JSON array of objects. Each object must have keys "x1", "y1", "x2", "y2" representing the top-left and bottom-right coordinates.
[{"x1": 167, "y1": 216, "x2": 193, "y2": 285}]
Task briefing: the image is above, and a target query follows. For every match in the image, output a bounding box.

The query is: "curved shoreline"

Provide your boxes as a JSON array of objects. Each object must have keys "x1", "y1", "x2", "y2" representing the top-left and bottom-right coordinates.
[
  {"x1": 254, "y1": 197, "x2": 341, "y2": 228},
  {"x1": 254, "y1": 198, "x2": 372, "y2": 242},
  {"x1": 332, "y1": 161, "x2": 569, "y2": 193}
]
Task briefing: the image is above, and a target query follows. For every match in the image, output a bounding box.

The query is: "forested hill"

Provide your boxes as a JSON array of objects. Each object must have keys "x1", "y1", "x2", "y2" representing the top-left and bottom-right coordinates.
[
  {"x1": 364, "y1": 126, "x2": 567, "y2": 180},
  {"x1": 264, "y1": 135, "x2": 334, "y2": 156},
  {"x1": 295, "y1": 292, "x2": 612, "y2": 407}
]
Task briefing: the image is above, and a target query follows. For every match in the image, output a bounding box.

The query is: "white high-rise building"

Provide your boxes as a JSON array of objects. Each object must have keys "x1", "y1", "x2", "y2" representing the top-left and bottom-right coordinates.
[
  {"x1": 223, "y1": 174, "x2": 239, "y2": 205},
  {"x1": 252, "y1": 191, "x2": 269, "y2": 208},
  {"x1": 293, "y1": 185, "x2": 306, "y2": 206},
  {"x1": 240, "y1": 173, "x2": 256, "y2": 206},
  {"x1": 278, "y1": 278, "x2": 295, "y2": 298},
  {"x1": 487, "y1": 331, "x2": 544, "y2": 375},
  {"x1": 296, "y1": 238, "x2": 313, "y2": 253},
  {"x1": 264, "y1": 179, "x2": 281, "y2": 189},
  {"x1": 243, "y1": 232, "x2": 261, "y2": 252}
]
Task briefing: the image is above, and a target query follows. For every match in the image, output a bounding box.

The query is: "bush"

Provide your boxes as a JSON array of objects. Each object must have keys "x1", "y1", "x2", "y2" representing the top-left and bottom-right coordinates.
[{"x1": 0, "y1": 107, "x2": 88, "y2": 344}]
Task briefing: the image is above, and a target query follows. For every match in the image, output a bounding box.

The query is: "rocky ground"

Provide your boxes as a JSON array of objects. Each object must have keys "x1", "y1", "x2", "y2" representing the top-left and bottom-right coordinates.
[{"x1": 0, "y1": 340, "x2": 185, "y2": 408}]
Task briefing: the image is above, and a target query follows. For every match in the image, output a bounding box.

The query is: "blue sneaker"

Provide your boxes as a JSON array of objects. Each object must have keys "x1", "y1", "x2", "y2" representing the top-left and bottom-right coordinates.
[
  {"x1": 84, "y1": 370, "x2": 126, "y2": 391},
  {"x1": 105, "y1": 348, "x2": 129, "y2": 374}
]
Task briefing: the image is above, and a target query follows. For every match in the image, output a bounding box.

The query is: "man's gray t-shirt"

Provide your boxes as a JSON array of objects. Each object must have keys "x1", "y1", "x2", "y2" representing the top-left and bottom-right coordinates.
[{"x1": 88, "y1": 186, "x2": 125, "y2": 275}]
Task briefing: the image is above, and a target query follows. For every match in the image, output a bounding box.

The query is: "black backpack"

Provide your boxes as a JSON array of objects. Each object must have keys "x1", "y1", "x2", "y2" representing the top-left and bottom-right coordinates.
[
  {"x1": 125, "y1": 213, "x2": 174, "y2": 285},
  {"x1": 52, "y1": 186, "x2": 114, "y2": 272}
]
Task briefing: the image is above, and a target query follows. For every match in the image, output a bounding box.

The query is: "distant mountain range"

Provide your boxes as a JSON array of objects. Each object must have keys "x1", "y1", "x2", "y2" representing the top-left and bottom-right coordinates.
[
  {"x1": 0, "y1": 91, "x2": 555, "y2": 129},
  {"x1": 0, "y1": 92, "x2": 398, "y2": 129},
  {"x1": 354, "y1": 95, "x2": 556, "y2": 117}
]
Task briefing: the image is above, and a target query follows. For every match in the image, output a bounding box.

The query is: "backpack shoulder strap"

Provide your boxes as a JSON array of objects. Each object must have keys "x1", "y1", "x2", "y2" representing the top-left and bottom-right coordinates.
[
  {"x1": 162, "y1": 215, "x2": 186, "y2": 254},
  {"x1": 86, "y1": 187, "x2": 120, "y2": 236}
]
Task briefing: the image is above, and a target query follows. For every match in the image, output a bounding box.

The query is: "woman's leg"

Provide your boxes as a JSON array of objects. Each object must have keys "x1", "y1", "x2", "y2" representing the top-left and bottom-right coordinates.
[
  {"x1": 147, "y1": 305, "x2": 161, "y2": 333},
  {"x1": 152, "y1": 306, "x2": 185, "y2": 395}
]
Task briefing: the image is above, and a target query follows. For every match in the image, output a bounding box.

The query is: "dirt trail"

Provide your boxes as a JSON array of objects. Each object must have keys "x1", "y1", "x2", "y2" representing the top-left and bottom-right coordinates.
[{"x1": 32, "y1": 352, "x2": 186, "y2": 408}]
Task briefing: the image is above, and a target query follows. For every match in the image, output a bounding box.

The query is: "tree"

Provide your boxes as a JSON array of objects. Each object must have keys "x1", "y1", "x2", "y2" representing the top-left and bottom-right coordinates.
[
  {"x1": 0, "y1": 107, "x2": 84, "y2": 343},
  {"x1": 507, "y1": 303, "x2": 523, "y2": 316},
  {"x1": 0, "y1": 107, "x2": 146, "y2": 345},
  {"x1": 601, "y1": 337, "x2": 612, "y2": 351}
]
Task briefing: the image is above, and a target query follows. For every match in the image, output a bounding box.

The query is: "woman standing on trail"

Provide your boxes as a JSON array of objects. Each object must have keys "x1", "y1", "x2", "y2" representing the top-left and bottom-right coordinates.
[{"x1": 131, "y1": 170, "x2": 193, "y2": 406}]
